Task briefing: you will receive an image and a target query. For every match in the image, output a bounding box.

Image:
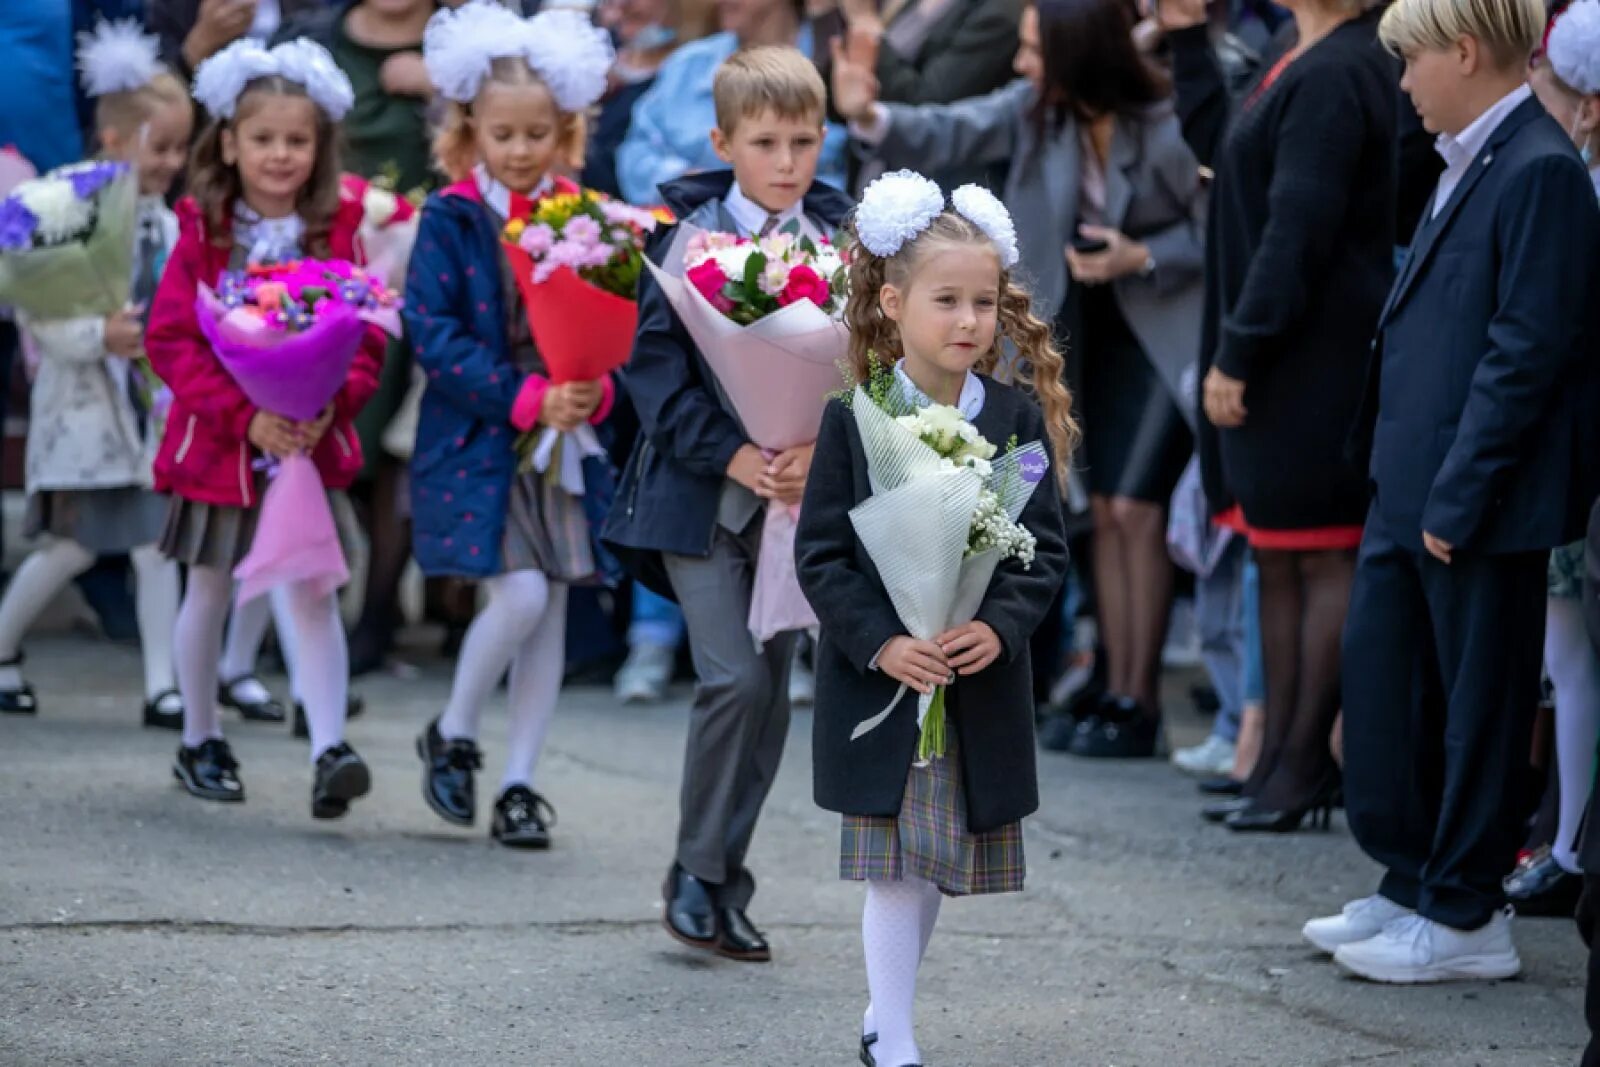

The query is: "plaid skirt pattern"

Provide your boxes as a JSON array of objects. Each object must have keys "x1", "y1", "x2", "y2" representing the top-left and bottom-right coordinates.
[
  {"x1": 840, "y1": 736, "x2": 1025, "y2": 897},
  {"x1": 502, "y1": 470, "x2": 594, "y2": 583}
]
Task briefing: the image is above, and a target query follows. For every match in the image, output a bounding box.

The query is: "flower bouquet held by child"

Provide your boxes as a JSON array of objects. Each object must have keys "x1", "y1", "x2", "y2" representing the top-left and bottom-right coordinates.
[
  {"x1": 0, "y1": 160, "x2": 138, "y2": 320},
  {"x1": 502, "y1": 188, "x2": 662, "y2": 486},
  {"x1": 197, "y1": 261, "x2": 402, "y2": 605},
  {"x1": 644, "y1": 224, "x2": 849, "y2": 643}
]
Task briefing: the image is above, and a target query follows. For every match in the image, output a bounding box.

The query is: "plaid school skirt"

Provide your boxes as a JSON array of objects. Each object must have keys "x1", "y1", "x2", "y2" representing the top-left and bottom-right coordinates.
[{"x1": 840, "y1": 734, "x2": 1025, "y2": 897}]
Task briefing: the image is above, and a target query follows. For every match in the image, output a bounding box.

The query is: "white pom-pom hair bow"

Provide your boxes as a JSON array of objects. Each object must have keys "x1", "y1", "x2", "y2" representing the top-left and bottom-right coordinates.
[
  {"x1": 423, "y1": 0, "x2": 615, "y2": 113},
  {"x1": 77, "y1": 18, "x2": 163, "y2": 98},
  {"x1": 192, "y1": 37, "x2": 355, "y2": 121},
  {"x1": 1549, "y1": 0, "x2": 1600, "y2": 96},
  {"x1": 855, "y1": 170, "x2": 1022, "y2": 269}
]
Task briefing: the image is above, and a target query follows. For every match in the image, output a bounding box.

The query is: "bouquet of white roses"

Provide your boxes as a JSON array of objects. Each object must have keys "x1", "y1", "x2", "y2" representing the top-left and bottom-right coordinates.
[
  {"x1": 0, "y1": 160, "x2": 137, "y2": 320},
  {"x1": 847, "y1": 377, "x2": 1048, "y2": 761}
]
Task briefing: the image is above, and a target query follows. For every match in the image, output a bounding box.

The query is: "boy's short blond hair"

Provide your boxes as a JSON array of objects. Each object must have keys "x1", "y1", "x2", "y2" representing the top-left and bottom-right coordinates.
[
  {"x1": 1379, "y1": 0, "x2": 1545, "y2": 68},
  {"x1": 712, "y1": 46, "x2": 826, "y2": 135}
]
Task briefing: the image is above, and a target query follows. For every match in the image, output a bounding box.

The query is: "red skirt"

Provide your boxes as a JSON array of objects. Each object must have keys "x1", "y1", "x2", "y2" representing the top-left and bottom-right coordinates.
[{"x1": 1215, "y1": 504, "x2": 1364, "y2": 551}]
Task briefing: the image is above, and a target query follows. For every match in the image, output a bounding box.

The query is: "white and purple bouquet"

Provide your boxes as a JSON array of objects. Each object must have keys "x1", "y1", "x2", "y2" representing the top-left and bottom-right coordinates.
[{"x1": 0, "y1": 160, "x2": 138, "y2": 320}]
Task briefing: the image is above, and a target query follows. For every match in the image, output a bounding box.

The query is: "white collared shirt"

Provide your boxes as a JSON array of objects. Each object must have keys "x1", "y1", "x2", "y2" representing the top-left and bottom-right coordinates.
[
  {"x1": 1431, "y1": 84, "x2": 1532, "y2": 218},
  {"x1": 723, "y1": 181, "x2": 820, "y2": 241},
  {"x1": 894, "y1": 362, "x2": 987, "y2": 420},
  {"x1": 473, "y1": 163, "x2": 554, "y2": 218}
]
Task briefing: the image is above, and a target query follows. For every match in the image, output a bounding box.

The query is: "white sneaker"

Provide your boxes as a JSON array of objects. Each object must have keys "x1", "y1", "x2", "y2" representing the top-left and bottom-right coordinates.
[
  {"x1": 788, "y1": 658, "x2": 815, "y2": 708},
  {"x1": 1302, "y1": 895, "x2": 1414, "y2": 954},
  {"x1": 1332, "y1": 909, "x2": 1521, "y2": 984},
  {"x1": 614, "y1": 643, "x2": 675, "y2": 704},
  {"x1": 1171, "y1": 735, "x2": 1236, "y2": 777}
]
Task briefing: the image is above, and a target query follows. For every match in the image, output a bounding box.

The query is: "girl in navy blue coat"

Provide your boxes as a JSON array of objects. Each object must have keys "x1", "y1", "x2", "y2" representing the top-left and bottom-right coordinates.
[{"x1": 402, "y1": 4, "x2": 615, "y2": 850}]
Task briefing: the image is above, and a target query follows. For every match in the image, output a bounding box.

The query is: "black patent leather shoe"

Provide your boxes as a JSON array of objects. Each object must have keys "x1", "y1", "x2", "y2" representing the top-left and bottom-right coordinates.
[
  {"x1": 218, "y1": 675, "x2": 286, "y2": 723},
  {"x1": 1068, "y1": 698, "x2": 1162, "y2": 759},
  {"x1": 662, "y1": 864, "x2": 718, "y2": 950},
  {"x1": 142, "y1": 689, "x2": 183, "y2": 731},
  {"x1": 293, "y1": 694, "x2": 367, "y2": 739},
  {"x1": 1201, "y1": 796, "x2": 1252, "y2": 823},
  {"x1": 173, "y1": 739, "x2": 245, "y2": 802},
  {"x1": 715, "y1": 907, "x2": 772, "y2": 962},
  {"x1": 1199, "y1": 777, "x2": 1245, "y2": 797},
  {"x1": 1505, "y1": 847, "x2": 1583, "y2": 917},
  {"x1": 861, "y1": 1033, "x2": 878, "y2": 1066},
  {"x1": 312, "y1": 742, "x2": 371, "y2": 820},
  {"x1": 492, "y1": 786, "x2": 555, "y2": 849},
  {"x1": 416, "y1": 719, "x2": 481, "y2": 826},
  {"x1": 0, "y1": 653, "x2": 37, "y2": 715}
]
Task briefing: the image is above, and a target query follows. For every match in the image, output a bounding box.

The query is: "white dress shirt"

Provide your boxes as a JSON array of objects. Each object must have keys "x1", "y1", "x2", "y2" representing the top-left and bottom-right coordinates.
[
  {"x1": 1431, "y1": 84, "x2": 1532, "y2": 218},
  {"x1": 723, "y1": 181, "x2": 821, "y2": 241}
]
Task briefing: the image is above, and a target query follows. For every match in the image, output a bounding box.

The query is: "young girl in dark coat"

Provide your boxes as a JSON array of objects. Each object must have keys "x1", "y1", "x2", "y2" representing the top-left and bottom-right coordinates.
[{"x1": 795, "y1": 177, "x2": 1073, "y2": 1067}]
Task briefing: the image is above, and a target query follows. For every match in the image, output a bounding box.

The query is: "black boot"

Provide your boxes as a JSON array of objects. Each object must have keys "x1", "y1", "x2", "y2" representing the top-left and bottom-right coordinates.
[
  {"x1": 311, "y1": 742, "x2": 371, "y2": 820},
  {"x1": 173, "y1": 739, "x2": 244, "y2": 802},
  {"x1": 491, "y1": 786, "x2": 556, "y2": 849},
  {"x1": 416, "y1": 718, "x2": 481, "y2": 826}
]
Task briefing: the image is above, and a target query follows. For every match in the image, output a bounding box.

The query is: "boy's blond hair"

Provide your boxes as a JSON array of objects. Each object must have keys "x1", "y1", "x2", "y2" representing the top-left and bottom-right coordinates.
[
  {"x1": 712, "y1": 46, "x2": 826, "y2": 135},
  {"x1": 1379, "y1": 0, "x2": 1545, "y2": 68}
]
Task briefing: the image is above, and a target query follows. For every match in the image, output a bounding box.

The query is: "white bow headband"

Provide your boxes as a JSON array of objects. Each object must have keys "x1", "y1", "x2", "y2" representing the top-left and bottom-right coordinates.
[
  {"x1": 1548, "y1": 0, "x2": 1600, "y2": 96},
  {"x1": 423, "y1": 2, "x2": 614, "y2": 114},
  {"x1": 192, "y1": 37, "x2": 355, "y2": 121},
  {"x1": 854, "y1": 170, "x2": 1021, "y2": 269}
]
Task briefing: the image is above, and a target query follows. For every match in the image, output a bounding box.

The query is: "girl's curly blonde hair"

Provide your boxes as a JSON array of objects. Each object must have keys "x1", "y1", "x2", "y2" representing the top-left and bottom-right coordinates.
[{"x1": 841, "y1": 211, "x2": 1078, "y2": 474}]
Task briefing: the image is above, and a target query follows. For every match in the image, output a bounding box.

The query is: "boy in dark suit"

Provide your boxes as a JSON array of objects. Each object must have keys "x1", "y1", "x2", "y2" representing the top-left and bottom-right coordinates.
[
  {"x1": 603, "y1": 47, "x2": 854, "y2": 964},
  {"x1": 1301, "y1": 0, "x2": 1600, "y2": 983}
]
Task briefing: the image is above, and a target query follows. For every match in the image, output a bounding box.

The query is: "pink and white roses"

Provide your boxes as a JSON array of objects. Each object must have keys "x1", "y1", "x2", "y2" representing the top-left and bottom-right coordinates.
[{"x1": 682, "y1": 228, "x2": 846, "y2": 326}]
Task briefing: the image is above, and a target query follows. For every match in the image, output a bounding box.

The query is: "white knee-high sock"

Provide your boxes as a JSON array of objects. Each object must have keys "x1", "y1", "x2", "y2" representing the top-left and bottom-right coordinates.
[
  {"x1": 862, "y1": 878, "x2": 931, "y2": 1067},
  {"x1": 502, "y1": 581, "x2": 567, "y2": 792},
  {"x1": 0, "y1": 537, "x2": 95, "y2": 688},
  {"x1": 280, "y1": 580, "x2": 349, "y2": 761},
  {"x1": 177, "y1": 565, "x2": 235, "y2": 748},
  {"x1": 437, "y1": 571, "x2": 549, "y2": 743},
  {"x1": 130, "y1": 545, "x2": 179, "y2": 702},
  {"x1": 864, "y1": 879, "x2": 943, "y2": 1041},
  {"x1": 1547, "y1": 596, "x2": 1600, "y2": 873}
]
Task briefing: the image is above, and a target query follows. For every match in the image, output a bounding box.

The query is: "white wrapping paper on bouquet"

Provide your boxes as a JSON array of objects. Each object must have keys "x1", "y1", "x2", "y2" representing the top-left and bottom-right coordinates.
[
  {"x1": 845, "y1": 388, "x2": 1048, "y2": 754},
  {"x1": 642, "y1": 224, "x2": 847, "y2": 645}
]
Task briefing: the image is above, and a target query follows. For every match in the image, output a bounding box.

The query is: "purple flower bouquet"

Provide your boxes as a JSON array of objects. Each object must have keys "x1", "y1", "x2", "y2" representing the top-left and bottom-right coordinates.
[{"x1": 0, "y1": 161, "x2": 137, "y2": 320}]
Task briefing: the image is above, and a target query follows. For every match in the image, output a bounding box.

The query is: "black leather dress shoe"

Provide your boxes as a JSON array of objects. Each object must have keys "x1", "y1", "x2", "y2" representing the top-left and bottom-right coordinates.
[
  {"x1": 1505, "y1": 847, "x2": 1583, "y2": 917},
  {"x1": 218, "y1": 675, "x2": 286, "y2": 723},
  {"x1": 715, "y1": 907, "x2": 772, "y2": 962},
  {"x1": 416, "y1": 719, "x2": 481, "y2": 826},
  {"x1": 662, "y1": 864, "x2": 718, "y2": 950},
  {"x1": 1069, "y1": 698, "x2": 1162, "y2": 759},
  {"x1": 492, "y1": 786, "x2": 555, "y2": 850},
  {"x1": 293, "y1": 694, "x2": 367, "y2": 739},
  {"x1": 312, "y1": 742, "x2": 371, "y2": 820},
  {"x1": 173, "y1": 739, "x2": 245, "y2": 802}
]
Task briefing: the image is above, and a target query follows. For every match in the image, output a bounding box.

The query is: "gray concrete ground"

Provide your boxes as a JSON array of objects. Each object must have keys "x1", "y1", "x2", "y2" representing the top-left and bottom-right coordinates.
[{"x1": 0, "y1": 634, "x2": 1589, "y2": 1067}]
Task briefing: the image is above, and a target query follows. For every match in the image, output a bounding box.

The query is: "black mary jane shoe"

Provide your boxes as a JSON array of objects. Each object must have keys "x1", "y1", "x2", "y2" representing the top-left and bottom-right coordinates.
[
  {"x1": 173, "y1": 739, "x2": 245, "y2": 802},
  {"x1": 714, "y1": 906, "x2": 772, "y2": 963},
  {"x1": 0, "y1": 653, "x2": 37, "y2": 715},
  {"x1": 1198, "y1": 777, "x2": 1245, "y2": 797},
  {"x1": 311, "y1": 741, "x2": 371, "y2": 820},
  {"x1": 142, "y1": 689, "x2": 184, "y2": 731},
  {"x1": 491, "y1": 786, "x2": 556, "y2": 850},
  {"x1": 1505, "y1": 847, "x2": 1584, "y2": 917},
  {"x1": 662, "y1": 864, "x2": 718, "y2": 951},
  {"x1": 293, "y1": 694, "x2": 367, "y2": 740},
  {"x1": 218, "y1": 675, "x2": 286, "y2": 723},
  {"x1": 860, "y1": 1033, "x2": 878, "y2": 1066},
  {"x1": 416, "y1": 718, "x2": 482, "y2": 826}
]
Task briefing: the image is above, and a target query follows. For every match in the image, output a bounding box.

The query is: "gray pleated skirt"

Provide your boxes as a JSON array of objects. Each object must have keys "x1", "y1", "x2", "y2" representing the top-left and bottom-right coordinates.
[
  {"x1": 26, "y1": 488, "x2": 168, "y2": 555},
  {"x1": 160, "y1": 489, "x2": 357, "y2": 570}
]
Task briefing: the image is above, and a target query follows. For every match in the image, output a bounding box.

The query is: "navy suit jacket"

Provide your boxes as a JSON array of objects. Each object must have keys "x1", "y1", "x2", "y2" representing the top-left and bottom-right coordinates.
[{"x1": 1360, "y1": 97, "x2": 1600, "y2": 555}]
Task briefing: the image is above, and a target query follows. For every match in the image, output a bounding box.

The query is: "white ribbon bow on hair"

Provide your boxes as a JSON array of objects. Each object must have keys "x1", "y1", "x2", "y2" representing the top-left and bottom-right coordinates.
[{"x1": 192, "y1": 37, "x2": 355, "y2": 121}]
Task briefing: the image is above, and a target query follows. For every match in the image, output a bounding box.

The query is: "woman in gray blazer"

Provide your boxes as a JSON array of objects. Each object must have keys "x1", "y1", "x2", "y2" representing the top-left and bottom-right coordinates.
[{"x1": 835, "y1": 0, "x2": 1207, "y2": 760}]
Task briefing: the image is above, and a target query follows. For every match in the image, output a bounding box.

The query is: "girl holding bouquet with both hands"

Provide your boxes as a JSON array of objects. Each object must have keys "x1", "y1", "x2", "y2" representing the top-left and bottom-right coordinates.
[
  {"x1": 148, "y1": 37, "x2": 390, "y2": 817},
  {"x1": 795, "y1": 173, "x2": 1071, "y2": 1067},
  {"x1": 404, "y1": 2, "x2": 616, "y2": 850},
  {"x1": 0, "y1": 23, "x2": 191, "y2": 729}
]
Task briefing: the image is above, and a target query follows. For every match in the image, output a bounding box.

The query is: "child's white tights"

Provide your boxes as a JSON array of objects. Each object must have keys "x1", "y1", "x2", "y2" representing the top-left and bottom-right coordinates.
[
  {"x1": 437, "y1": 570, "x2": 567, "y2": 793},
  {"x1": 220, "y1": 585, "x2": 295, "y2": 702},
  {"x1": 0, "y1": 538, "x2": 178, "y2": 704},
  {"x1": 862, "y1": 876, "x2": 943, "y2": 1067},
  {"x1": 179, "y1": 565, "x2": 348, "y2": 760},
  {"x1": 1547, "y1": 596, "x2": 1600, "y2": 873}
]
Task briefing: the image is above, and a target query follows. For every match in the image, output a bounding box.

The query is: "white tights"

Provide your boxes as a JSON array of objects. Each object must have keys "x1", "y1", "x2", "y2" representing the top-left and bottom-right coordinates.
[
  {"x1": 0, "y1": 538, "x2": 177, "y2": 703},
  {"x1": 861, "y1": 877, "x2": 943, "y2": 1067},
  {"x1": 437, "y1": 570, "x2": 567, "y2": 793},
  {"x1": 178, "y1": 565, "x2": 348, "y2": 761},
  {"x1": 220, "y1": 586, "x2": 295, "y2": 702},
  {"x1": 1546, "y1": 596, "x2": 1600, "y2": 873}
]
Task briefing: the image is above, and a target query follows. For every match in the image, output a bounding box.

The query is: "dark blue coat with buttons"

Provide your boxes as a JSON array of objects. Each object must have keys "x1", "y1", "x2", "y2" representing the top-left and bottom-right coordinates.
[{"x1": 401, "y1": 181, "x2": 534, "y2": 578}]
